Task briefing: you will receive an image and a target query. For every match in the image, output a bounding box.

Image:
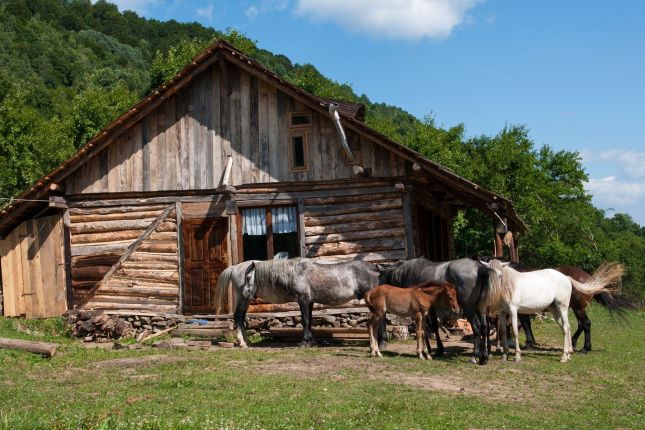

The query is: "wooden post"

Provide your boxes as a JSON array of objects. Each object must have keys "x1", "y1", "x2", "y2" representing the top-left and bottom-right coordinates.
[
  {"x1": 175, "y1": 201, "x2": 184, "y2": 314},
  {"x1": 297, "y1": 199, "x2": 306, "y2": 258},
  {"x1": 401, "y1": 190, "x2": 416, "y2": 259},
  {"x1": 62, "y1": 209, "x2": 74, "y2": 310}
]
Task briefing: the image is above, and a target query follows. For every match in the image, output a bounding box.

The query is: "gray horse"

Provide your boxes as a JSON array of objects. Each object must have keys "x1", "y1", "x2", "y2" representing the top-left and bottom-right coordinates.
[
  {"x1": 215, "y1": 258, "x2": 380, "y2": 347},
  {"x1": 378, "y1": 257, "x2": 495, "y2": 364}
]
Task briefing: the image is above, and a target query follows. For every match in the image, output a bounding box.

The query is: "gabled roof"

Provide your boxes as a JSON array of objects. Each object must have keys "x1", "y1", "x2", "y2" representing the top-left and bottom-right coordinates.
[{"x1": 0, "y1": 40, "x2": 524, "y2": 235}]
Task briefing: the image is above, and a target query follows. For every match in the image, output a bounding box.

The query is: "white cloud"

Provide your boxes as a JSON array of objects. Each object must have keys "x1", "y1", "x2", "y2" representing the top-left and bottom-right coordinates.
[
  {"x1": 597, "y1": 149, "x2": 645, "y2": 179},
  {"x1": 586, "y1": 176, "x2": 644, "y2": 208},
  {"x1": 246, "y1": 0, "x2": 290, "y2": 19},
  {"x1": 294, "y1": 0, "x2": 480, "y2": 40},
  {"x1": 246, "y1": 5, "x2": 259, "y2": 19},
  {"x1": 582, "y1": 147, "x2": 645, "y2": 225},
  {"x1": 196, "y1": 4, "x2": 214, "y2": 19}
]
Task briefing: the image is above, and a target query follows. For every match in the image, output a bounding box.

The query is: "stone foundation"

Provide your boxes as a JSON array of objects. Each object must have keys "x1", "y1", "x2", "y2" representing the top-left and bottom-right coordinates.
[{"x1": 64, "y1": 310, "x2": 456, "y2": 342}]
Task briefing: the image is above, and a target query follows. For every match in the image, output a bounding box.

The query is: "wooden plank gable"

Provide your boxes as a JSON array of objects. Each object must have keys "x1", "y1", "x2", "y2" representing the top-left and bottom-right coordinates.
[{"x1": 64, "y1": 61, "x2": 412, "y2": 195}]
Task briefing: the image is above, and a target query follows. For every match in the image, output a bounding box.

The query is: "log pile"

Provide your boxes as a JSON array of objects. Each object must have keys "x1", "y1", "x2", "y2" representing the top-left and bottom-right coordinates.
[{"x1": 65, "y1": 310, "x2": 134, "y2": 341}]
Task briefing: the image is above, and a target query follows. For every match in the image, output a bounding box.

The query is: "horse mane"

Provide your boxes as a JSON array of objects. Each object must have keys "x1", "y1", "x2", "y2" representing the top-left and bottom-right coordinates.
[
  {"x1": 253, "y1": 258, "x2": 301, "y2": 291},
  {"x1": 384, "y1": 257, "x2": 433, "y2": 284},
  {"x1": 482, "y1": 260, "x2": 516, "y2": 310}
]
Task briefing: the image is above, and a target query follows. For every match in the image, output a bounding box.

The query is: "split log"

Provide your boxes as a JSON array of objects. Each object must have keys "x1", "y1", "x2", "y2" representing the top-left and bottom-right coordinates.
[
  {"x1": 136, "y1": 242, "x2": 177, "y2": 253},
  {"x1": 72, "y1": 252, "x2": 122, "y2": 267},
  {"x1": 0, "y1": 338, "x2": 57, "y2": 357},
  {"x1": 110, "y1": 275, "x2": 179, "y2": 287},
  {"x1": 121, "y1": 261, "x2": 178, "y2": 270},
  {"x1": 70, "y1": 218, "x2": 158, "y2": 234},
  {"x1": 155, "y1": 221, "x2": 177, "y2": 232},
  {"x1": 306, "y1": 249, "x2": 405, "y2": 263},
  {"x1": 305, "y1": 218, "x2": 405, "y2": 236},
  {"x1": 303, "y1": 192, "x2": 401, "y2": 206},
  {"x1": 94, "y1": 285, "x2": 179, "y2": 298},
  {"x1": 306, "y1": 237, "x2": 405, "y2": 257},
  {"x1": 91, "y1": 294, "x2": 178, "y2": 305},
  {"x1": 114, "y1": 269, "x2": 179, "y2": 283},
  {"x1": 69, "y1": 211, "x2": 168, "y2": 223},
  {"x1": 305, "y1": 227, "x2": 405, "y2": 245},
  {"x1": 303, "y1": 198, "x2": 402, "y2": 217},
  {"x1": 128, "y1": 252, "x2": 178, "y2": 263},
  {"x1": 71, "y1": 230, "x2": 145, "y2": 245},
  {"x1": 68, "y1": 205, "x2": 167, "y2": 215},
  {"x1": 71, "y1": 242, "x2": 131, "y2": 257},
  {"x1": 304, "y1": 209, "x2": 403, "y2": 227},
  {"x1": 72, "y1": 266, "x2": 111, "y2": 281}
]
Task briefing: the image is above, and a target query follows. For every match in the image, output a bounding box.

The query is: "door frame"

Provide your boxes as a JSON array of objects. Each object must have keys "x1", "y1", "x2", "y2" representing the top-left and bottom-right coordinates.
[{"x1": 179, "y1": 213, "x2": 230, "y2": 315}]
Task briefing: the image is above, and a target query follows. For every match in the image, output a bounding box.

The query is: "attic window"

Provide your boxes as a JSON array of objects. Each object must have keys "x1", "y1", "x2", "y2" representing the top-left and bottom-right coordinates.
[
  {"x1": 290, "y1": 113, "x2": 311, "y2": 127},
  {"x1": 289, "y1": 132, "x2": 308, "y2": 172}
]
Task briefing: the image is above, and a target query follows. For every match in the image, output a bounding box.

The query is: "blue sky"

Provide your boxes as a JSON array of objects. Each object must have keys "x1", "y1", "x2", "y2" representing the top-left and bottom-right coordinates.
[{"x1": 112, "y1": 0, "x2": 644, "y2": 225}]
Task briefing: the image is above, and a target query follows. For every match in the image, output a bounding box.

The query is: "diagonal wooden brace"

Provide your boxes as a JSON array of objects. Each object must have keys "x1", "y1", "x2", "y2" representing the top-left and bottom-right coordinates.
[{"x1": 76, "y1": 205, "x2": 176, "y2": 309}]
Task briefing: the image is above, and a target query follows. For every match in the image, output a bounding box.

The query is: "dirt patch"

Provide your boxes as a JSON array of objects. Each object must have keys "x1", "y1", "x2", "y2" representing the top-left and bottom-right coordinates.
[
  {"x1": 93, "y1": 354, "x2": 185, "y2": 369},
  {"x1": 236, "y1": 343, "x2": 522, "y2": 401}
]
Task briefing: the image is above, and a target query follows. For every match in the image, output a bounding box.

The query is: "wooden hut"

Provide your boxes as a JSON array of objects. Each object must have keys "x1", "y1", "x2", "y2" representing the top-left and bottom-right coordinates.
[{"x1": 0, "y1": 41, "x2": 523, "y2": 318}]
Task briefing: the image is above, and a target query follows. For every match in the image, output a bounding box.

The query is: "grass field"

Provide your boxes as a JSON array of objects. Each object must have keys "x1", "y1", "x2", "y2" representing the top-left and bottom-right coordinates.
[{"x1": 0, "y1": 307, "x2": 643, "y2": 430}]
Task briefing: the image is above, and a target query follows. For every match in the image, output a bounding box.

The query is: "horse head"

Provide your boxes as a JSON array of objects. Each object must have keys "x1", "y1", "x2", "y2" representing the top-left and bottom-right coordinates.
[
  {"x1": 440, "y1": 283, "x2": 460, "y2": 313},
  {"x1": 376, "y1": 259, "x2": 405, "y2": 284},
  {"x1": 242, "y1": 262, "x2": 258, "y2": 301}
]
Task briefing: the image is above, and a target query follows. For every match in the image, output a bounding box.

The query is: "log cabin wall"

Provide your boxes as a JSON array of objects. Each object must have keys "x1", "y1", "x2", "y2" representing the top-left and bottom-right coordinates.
[
  {"x1": 0, "y1": 214, "x2": 67, "y2": 318},
  {"x1": 302, "y1": 190, "x2": 408, "y2": 263},
  {"x1": 64, "y1": 62, "x2": 411, "y2": 195},
  {"x1": 68, "y1": 204, "x2": 179, "y2": 315}
]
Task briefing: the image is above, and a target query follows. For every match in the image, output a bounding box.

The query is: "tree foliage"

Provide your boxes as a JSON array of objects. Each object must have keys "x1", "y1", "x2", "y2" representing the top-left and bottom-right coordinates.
[{"x1": 0, "y1": 1, "x2": 642, "y2": 299}]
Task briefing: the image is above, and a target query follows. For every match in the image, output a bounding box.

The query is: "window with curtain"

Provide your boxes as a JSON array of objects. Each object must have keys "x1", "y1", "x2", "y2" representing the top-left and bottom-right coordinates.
[{"x1": 241, "y1": 206, "x2": 299, "y2": 261}]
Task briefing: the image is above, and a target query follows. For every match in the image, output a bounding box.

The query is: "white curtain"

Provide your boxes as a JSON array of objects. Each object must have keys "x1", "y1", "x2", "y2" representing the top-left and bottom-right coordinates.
[
  {"x1": 242, "y1": 206, "x2": 297, "y2": 235},
  {"x1": 242, "y1": 208, "x2": 266, "y2": 235},
  {"x1": 271, "y1": 206, "x2": 297, "y2": 233}
]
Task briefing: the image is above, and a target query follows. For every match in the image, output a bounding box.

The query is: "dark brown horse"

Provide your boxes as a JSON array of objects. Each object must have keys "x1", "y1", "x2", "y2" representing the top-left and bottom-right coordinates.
[{"x1": 521, "y1": 265, "x2": 633, "y2": 352}]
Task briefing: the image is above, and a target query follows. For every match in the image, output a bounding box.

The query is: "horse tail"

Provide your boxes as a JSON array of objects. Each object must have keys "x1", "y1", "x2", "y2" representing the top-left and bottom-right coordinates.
[
  {"x1": 478, "y1": 266, "x2": 505, "y2": 312},
  {"x1": 568, "y1": 262, "x2": 625, "y2": 298},
  {"x1": 592, "y1": 291, "x2": 637, "y2": 321},
  {"x1": 215, "y1": 266, "x2": 234, "y2": 315}
]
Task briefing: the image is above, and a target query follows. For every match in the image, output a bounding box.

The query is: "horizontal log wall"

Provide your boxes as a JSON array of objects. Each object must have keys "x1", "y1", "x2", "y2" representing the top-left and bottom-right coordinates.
[
  {"x1": 69, "y1": 204, "x2": 179, "y2": 314},
  {"x1": 0, "y1": 215, "x2": 67, "y2": 318},
  {"x1": 65, "y1": 61, "x2": 411, "y2": 195},
  {"x1": 303, "y1": 190, "x2": 407, "y2": 263}
]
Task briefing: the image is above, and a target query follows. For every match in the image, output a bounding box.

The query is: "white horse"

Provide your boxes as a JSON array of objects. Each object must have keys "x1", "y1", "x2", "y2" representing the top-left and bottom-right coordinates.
[{"x1": 483, "y1": 260, "x2": 623, "y2": 363}]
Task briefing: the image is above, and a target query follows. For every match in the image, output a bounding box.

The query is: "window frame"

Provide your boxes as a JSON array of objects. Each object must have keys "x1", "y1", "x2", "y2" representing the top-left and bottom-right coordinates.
[
  {"x1": 238, "y1": 205, "x2": 301, "y2": 261},
  {"x1": 288, "y1": 131, "x2": 309, "y2": 172},
  {"x1": 289, "y1": 112, "x2": 312, "y2": 128}
]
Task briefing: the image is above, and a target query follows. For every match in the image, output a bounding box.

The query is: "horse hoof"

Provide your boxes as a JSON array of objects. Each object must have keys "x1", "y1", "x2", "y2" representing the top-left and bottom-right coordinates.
[
  {"x1": 579, "y1": 348, "x2": 589, "y2": 354},
  {"x1": 469, "y1": 357, "x2": 478, "y2": 364},
  {"x1": 378, "y1": 342, "x2": 388, "y2": 350},
  {"x1": 523, "y1": 343, "x2": 534, "y2": 350},
  {"x1": 501, "y1": 354, "x2": 508, "y2": 361},
  {"x1": 515, "y1": 356, "x2": 522, "y2": 363}
]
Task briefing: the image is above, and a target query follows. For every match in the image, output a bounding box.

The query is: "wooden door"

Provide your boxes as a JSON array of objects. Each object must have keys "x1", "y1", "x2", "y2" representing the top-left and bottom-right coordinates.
[{"x1": 182, "y1": 217, "x2": 228, "y2": 314}]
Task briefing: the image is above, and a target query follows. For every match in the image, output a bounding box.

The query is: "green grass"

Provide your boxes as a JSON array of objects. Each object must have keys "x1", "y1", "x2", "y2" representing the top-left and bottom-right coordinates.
[{"x1": 0, "y1": 307, "x2": 643, "y2": 430}]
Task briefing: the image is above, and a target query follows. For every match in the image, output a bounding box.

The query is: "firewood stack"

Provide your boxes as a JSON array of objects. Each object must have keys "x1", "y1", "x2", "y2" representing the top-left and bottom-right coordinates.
[{"x1": 64, "y1": 310, "x2": 134, "y2": 341}]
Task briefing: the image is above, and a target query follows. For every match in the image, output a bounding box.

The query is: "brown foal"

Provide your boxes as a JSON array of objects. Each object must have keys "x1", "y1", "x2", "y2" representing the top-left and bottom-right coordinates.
[{"x1": 364, "y1": 282, "x2": 459, "y2": 360}]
